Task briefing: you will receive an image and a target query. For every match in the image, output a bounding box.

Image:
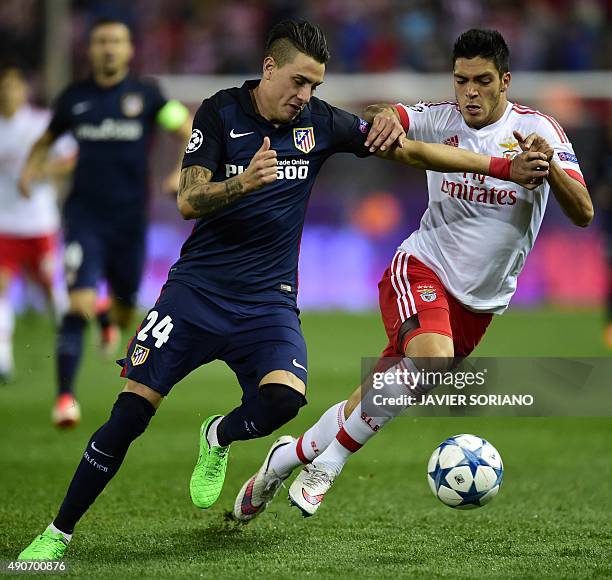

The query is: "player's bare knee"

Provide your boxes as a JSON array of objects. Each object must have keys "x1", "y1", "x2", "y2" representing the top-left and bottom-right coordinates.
[
  {"x1": 68, "y1": 289, "x2": 97, "y2": 320},
  {"x1": 113, "y1": 309, "x2": 134, "y2": 330},
  {"x1": 123, "y1": 380, "x2": 164, "y2": 410},
  {"x1": 259, "y1": 370, "x2": 306, "y2": 396},
  {"x1": 111, "y1": 299, "x2": 135, "y2": 330},
  {"x1": 405, "y1": 333, "x2": 454, "y2": 372},
  {"x1": 68, "y1": 306, "x2": 95, "y2": 321}
]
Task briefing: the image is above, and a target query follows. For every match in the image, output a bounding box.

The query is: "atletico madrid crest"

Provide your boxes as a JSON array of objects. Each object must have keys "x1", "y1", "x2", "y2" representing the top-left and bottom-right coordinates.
[
  {"x1": 131, "y1": 344, "x2": 150, "y2": 366},
  {"x1": 293, "y1": 127, "x2": 315, "y2": 154},
  {"x1": 121, "y1": 93, "x2": 144, "y2": 117}
]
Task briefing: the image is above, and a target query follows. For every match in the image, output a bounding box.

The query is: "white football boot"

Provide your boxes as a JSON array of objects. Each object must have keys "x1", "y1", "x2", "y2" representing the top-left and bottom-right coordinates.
[
  {"x1": 288, "y1": 464, "x2": 336, "y2": 517},
  {"x1": 233, "y1": 435, "x2": 295, "y2": 522}
]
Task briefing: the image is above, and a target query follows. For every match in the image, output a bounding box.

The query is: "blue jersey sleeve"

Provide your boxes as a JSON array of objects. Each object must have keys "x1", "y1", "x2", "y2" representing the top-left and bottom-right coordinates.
[
  {"x1": 47, "y1": 88, "x2": 73, "y2": 137},
  {"x1": 181, "y1": 98, "x2": 225, "y2": 174},
  {"x1": 145, "y1": 80, "x2": 168, "y2": 119},
  {"x1": 329, "y1": 105, "x2": 372, "y2": 158}
]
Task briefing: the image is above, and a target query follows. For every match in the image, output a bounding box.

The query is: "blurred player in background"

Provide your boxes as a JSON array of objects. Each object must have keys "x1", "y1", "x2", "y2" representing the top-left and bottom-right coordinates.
[
  {"x1": 0, "y1": 66, "x2": 76, "y2": 384},
  {"x1": 234, "y1": 29, "x2": 594, "y2": 520},
  {"x1": 17, "y1": 20, "x2": 549, "y2": 560},
  {"x1": 19, "y1": 19, "x2": 192, "y2": 427},
  {"x1": 594, "y1": 117, "x2": 612, "y2": 348}
]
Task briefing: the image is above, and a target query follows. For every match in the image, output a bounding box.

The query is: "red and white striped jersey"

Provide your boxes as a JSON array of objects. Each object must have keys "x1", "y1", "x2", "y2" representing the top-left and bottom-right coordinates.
[
  {"x1": 395, "y1": 100, "x2": 584, "y2": 314},
  {"x1": 0, "y1": 105, "x2": 76, "y2": 236}
]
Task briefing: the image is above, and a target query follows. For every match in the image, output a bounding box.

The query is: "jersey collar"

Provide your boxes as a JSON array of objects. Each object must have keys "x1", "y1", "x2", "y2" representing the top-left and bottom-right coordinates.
[
  {"x1": 460, "y1": 102, "x2": 513, "y2": 135},
  {"x1": 89, "y1": 73, "x2": 130, "y2": 92}
]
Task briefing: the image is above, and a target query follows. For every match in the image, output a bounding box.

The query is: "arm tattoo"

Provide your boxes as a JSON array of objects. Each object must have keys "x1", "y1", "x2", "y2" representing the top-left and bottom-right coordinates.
[{"x1": 178, "y1": 165, "x2": 245, "y2": 217}]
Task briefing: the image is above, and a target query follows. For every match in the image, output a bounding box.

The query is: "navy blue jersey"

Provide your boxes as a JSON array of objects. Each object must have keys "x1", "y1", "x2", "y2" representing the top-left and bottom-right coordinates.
[
  {"x1": 171, "y1": 79, "x2": 371, "y2": 306},
  {"x1": 48, "y1": 76, "x2": 167, "y2": 228}
]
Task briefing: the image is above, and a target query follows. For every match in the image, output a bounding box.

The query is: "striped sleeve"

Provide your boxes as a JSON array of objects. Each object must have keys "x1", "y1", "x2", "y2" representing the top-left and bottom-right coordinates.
[
  {"x1": 397, "y1": 101, "x2": 457, "y2": 142},
  {"x1": 513, "y1": 104, "x2": 585, "y2": 187}
]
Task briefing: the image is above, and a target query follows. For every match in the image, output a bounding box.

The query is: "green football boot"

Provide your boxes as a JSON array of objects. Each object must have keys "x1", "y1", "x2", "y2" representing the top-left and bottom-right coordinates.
[
  {"x1": 18, "y1": 529, "x2": 69, "y2": 560},
  {"x1": 189, "y1": 415, "x2": 230, "y2": 509}
]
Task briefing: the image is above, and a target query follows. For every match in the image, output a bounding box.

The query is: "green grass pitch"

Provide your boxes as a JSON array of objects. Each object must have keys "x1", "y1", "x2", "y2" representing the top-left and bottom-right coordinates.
[{"x1": 1, "y1": 308, "x2": 610, "y2": 578}]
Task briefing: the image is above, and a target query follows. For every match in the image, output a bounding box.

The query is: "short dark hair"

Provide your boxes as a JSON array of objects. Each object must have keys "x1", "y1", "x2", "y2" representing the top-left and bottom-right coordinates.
[
  {"x1": 452, "y1": 29, "x2": 509, "y2": 75},
  {"x1": 265, "y1": 20, "x2": 330, "y2": 67},
  {"x1": 89, "y1": 17, "x2": 132, "y2": 38}
]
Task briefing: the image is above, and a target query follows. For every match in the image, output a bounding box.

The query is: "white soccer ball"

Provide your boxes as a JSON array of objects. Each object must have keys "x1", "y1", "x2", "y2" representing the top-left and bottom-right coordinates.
[{"x1": 427, "y1": 434, "x2": 503, "y2": 509}]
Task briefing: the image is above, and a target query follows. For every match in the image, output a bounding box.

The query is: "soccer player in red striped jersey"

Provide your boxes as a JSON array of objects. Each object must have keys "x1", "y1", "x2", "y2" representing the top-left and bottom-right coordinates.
[
  {"x1": 233, "y1": 28, "x2": 594, "y2": 519},
  {"x1": 0, "y1": 67, "x2": 76, "y2": 384}
]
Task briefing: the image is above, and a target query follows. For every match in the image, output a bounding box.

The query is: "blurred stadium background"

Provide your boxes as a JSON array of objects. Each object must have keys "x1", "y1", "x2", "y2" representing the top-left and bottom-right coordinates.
[{"x1": 2, "y1": 0, "x2": 610, "y2": 314}]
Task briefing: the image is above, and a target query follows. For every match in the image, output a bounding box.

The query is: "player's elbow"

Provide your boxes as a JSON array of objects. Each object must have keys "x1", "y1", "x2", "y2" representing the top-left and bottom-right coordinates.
[
  {"x1": 574, "y1": 205, "x2": 594, "y2": 228},
  {"x1": 176, "y1": 196, "x2": 196, "y2": 220}
]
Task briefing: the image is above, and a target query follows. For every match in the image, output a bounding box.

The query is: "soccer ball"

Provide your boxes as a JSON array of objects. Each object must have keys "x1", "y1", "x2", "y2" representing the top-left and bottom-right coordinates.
[{"x1": 427, "y1": 434, "x2": 503, "y2": 509}]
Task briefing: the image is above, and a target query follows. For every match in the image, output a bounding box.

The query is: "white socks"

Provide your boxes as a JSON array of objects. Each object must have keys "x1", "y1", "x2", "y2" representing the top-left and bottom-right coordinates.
[
  {"x1": 47, "y1": 522, "x2": 72, "y2": 542},
  {"x1": 0, "y1": 295, "x2": 14, "y2": 376},
  {"x1": 268, "y1": 400, "x2": 347, "y2": 477},
  {"x1": 313, "y1": 359, "x2": 422, "y2": 476},
  {"x1": 206, "y1": 416, "x2": 224, "y2": 447}
]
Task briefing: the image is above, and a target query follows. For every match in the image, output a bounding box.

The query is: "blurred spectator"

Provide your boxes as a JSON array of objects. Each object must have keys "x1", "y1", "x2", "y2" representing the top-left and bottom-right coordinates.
[
  {"x1": 2, "y1": 0, "x2": 610, "y2": 76},
  {"x1": 0, "y1": 0, "x2": 44, "y2": 89}
]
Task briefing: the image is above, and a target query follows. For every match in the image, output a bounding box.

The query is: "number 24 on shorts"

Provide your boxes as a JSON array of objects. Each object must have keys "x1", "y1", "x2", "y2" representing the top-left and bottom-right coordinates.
[{"x1": 137, "y1": 311, "x2": 174, "y2": 348}]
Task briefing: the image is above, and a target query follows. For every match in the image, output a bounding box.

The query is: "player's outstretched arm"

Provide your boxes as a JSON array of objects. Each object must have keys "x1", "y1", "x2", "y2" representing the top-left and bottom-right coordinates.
[
  {"x1": 18, "y1": 129, "x2": 57, "y2": 198},
  {"x1": 514, "y1": 131, "x2": 594, "y2": 227},
  {"x1": 44, "y1": 154, "x2": 78, "y2": 180},
  {"x1": 378, "y1": 137, "x2": 550, "y2": 190},
  {"x1": 160, "y1": 103, "x2": 193, "y2": 194},
  {"x1": 177, "y1": 136, "x2": 277, "y2": 219},
  {"x1": 362, "y1": 103, "x2": 405, "y2": 152}
]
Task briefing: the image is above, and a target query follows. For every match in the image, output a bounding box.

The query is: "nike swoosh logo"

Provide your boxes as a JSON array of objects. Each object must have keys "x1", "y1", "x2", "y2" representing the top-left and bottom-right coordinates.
[
  {"x1": 91, "y1": 441, "x2": 115, "y2": 458},
  {"x1": 240, "y1": 476, "x2": 262, "y2": 515},
  {"x1": 292, "y1": 359, "x2": 307, "y2": 373},
  {"x1": 230, "y1": 129, "x2": 254, "y2": 139}
]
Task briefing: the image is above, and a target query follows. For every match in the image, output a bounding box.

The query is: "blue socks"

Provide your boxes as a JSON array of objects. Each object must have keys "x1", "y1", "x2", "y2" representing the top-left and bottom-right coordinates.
[
  {"x1": 53, "y1": 392, "x2": 156, "y2": 533},
  {"x1": 56, "y1": 313, "x2": 87, "y2": 396},
  {"x1": 217, "y1": 384, "x2": 306, "y2": 446}
]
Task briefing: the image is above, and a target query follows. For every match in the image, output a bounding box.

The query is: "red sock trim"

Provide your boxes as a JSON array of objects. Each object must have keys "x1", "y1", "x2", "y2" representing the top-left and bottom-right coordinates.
[
  {"x1": 336, "y1": 427, "x2": 363, "y2": 453},
  {"x1": 295, "y1": 435, "x2": 308, "y2": 464}
]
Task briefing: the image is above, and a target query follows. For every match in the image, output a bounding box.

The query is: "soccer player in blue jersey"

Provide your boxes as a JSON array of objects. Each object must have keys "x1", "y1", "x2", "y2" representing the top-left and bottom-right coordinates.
[
  {"x1": 19, "y1": 19, "x2": 192, "y2": 427},
  {"x1": 17, "y1": 20, "x2": 548, "y2": 559}
]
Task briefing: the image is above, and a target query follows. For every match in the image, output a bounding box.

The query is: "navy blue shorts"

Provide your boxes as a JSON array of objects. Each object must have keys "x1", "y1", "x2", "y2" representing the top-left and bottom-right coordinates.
[
  {"x1": 63, "y1": 222, "x2": 145, "y2": 307},
  {"x1": 119, "y1": 281, "x2": 308, "y2": 398}
]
